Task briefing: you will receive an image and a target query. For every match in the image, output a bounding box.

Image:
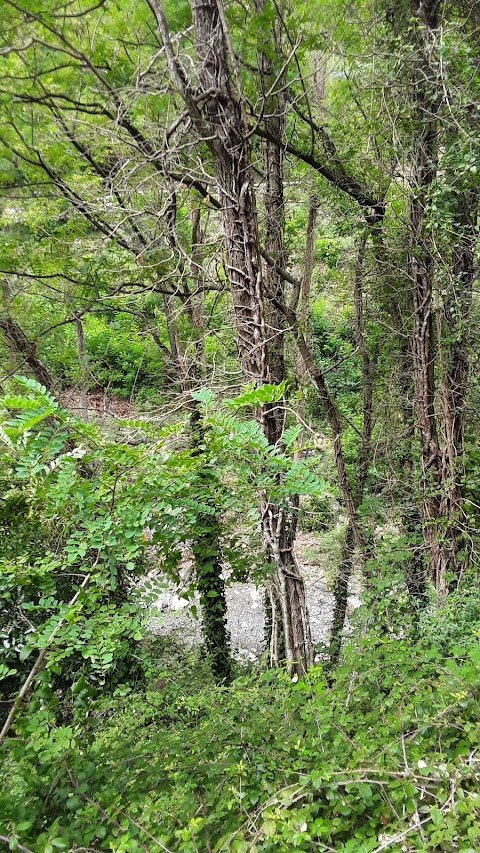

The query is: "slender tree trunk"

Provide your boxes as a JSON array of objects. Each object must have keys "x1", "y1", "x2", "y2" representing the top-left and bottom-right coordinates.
[
  {"x1": 262, "y1": 497, "x2": 313, "y2": 671},
  {"x1": 295, "y1": 196, "x2": 319, "y2": 387},
  {"x1": 396, "y1": 327, "x2": 429, "y2": 606},
  {"x1": 289, "y1": 316, "x2": 364, "y2": 552},
  {"x1": 329, "y1": 232, "x2": 375, "y2": 664},
  {"x1": 1, "y1": 280, "x2": 17, "y2": 375},
  {"x1": 187, "y1": 0, "x2": 268, "y2": 380},
  {"x1": 353, "y1": 233, "x2": 374, "y2": 498},
  {"x1": 409, "y1": 0, "x2": 454, "y2": 594},
  {"x1": 262, "y1": 102, "x2": 287, "y2": 392},
  {"x1": 438, "y1": 197, "x2": 477, "y2": 584},
  {"x1": 257, "y1": 14, "x2": 313, "y2": 672},
  {"x1": 190, "y1": 404, "x2": 232, "y2": 682},
  {"x1": 162, "y1": 293, "x2": 185, "y2": 390},
  {"x1": 160, "y1": 187, "x2": 232, "y2": 679},
  {"x1": 188, "y1": 207, "x2": 232, "y2": 680},
  {"x1": 75, "y1": 316, "x2": 88, "y2": 421},
  {"x1": 190, "y1": 207, "x2": 207, "y2": 375},
  {"x1": 165, "y1": 0, "x2": 313, "y2": 674},
  {"x1": 368, "y1": 223, "x2": 428, "y2": 606},
  {"x1": 329, "y1": 524, "x2": 354, "y2": 666}
]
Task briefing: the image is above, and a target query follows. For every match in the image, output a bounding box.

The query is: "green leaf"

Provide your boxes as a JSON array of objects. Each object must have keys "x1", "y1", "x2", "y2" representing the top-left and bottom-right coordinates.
[
  {"x1": 19, "y1": 645, "x2": 34, "y2": 662},
  {"x1": 191, "y1": 388, "x2": 215, "y2": 405},
  {"x1": 225, "y1": 381, "x2": 287, "y2": 408},
  {"x1": 358, "y1": 782, "x2": 373, "y2": 800},
  {"x1": 262, "y1": 819, "x2": 276, "y2": 838}
]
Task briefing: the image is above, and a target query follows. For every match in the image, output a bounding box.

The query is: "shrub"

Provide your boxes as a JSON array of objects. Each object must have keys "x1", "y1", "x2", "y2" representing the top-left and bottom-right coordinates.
[{"x1": 2, "y1": 633, "x2": 480, "y2": 852}]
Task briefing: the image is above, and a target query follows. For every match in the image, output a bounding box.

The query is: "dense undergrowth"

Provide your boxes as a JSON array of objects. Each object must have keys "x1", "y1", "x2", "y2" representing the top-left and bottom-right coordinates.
[
  {"x1": 2, "y1": 607, "x2": 480, "y2": 853},
  {"x1": 1, "y1": 383, "x2": 480, "y2": 852}
]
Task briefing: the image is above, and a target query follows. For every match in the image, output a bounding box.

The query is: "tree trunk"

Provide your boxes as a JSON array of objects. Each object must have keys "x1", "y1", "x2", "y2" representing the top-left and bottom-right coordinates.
[
  {"x1": 75, "y1": 316, "x2": 88, "y2": 421},
  {"x1": 190, "y1": 209, "x2": 231, "y2": 680},
  {"x1": 408, "y1": 0, "x2": 450, "y2": 592},
  {"x1": 407, "y1": 0, "x2": 473, "y2": 593},
  {"x1": 295, "y1": 195, "x2": 319, "y2": 386},
  {"x1": 154, "y1": 0, "x2": 314, "y2": 673},
  {"x1": 368, "y1": 223, "x2": 428, "y2": 607},
  {"x1": 257, "y1": 13, "x2": 313, "y2": 673},
  {"x1": 161, "y1": 183, "x2": 232, "y2": 680},
  {"x1": 396, "y1": 328, "x2": 429, "y2": 607},
  {"x1": 262, "y1": 100, "x2": 287, "y2": 391},
  {"x1": 0, "y1": 312, "x2": 55, "y2": 391},
  {"x1": 162, "y1": 292, "x2": 185, "y2": 390},
  {"x1": 329, "y1": 524, "x2": 354, "y2": 666},
  {"x1": 438, "y1": 197, "x2": 478, "y2": 585},
  {"x1": 189, "y1": 0, "x2": 268, "y2": 381},
  {"x1": 329, "y1": 231, "x2": 375, "y2": 663},
  {"x1": 190, "y1": 404, "x2": 232, "y2": 683},
  {"x1": 290, "y1": 317, "x2": 364, "y2": 552},
  {"x1": 191, "y1": 0, "x2": 312, "y2": 673},
  {"x1": 190, "y1": 207, "x2": 207, "y2": 375}
]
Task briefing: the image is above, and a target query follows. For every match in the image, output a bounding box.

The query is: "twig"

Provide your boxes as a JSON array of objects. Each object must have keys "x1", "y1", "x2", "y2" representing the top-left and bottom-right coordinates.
[
  {"x1": 0, "y1": 571, "x2": 92, "y2": 746},
  {"x1": 372, "y1": 796, "x2": 454, "y2": 852},
  {"x1": 0, "y1": 835, "x2": 35, "y2": 853}
]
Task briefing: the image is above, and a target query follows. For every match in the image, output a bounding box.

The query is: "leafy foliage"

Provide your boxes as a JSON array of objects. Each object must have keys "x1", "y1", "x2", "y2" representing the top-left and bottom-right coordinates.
[
  {"x1": 0, "y1": 0, "x2": 479, "y2": 849},
  {"x1": 2, "y1": 625, "x2": 480, "y2": 852}
]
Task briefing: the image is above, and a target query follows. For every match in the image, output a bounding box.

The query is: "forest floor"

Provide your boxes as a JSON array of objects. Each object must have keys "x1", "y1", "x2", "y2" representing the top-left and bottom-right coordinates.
[
  {"x1": 59, "y1": 388, "x2": 133, "y2": 417},
  {"x1": 146, "y1": 531, "x2": 362, "y2": 661}
]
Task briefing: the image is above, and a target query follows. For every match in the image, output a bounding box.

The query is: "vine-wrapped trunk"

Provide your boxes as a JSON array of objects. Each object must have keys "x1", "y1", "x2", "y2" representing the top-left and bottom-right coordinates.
[
  {"x1": 369, "y1": 223, "x2": 428, "y2": 605},
  {"x1": 409, "y1": 0, "x2": 454, "y2": 593},
  {"x1": 161, "y1": 191, "x2": 232, "y2": 681},
  {"x1": 329, "y1": 231, "x2": 377, "y2": 663},
  {"x1": 438, "y1": 206, "x2": 477, "y2": 584},
  {"x1": 190, "y1": 404, "x2": 232, "y2": 683},
  {"x1": 257, "y1": 18, "x2": 313, "y2": 673},
  {"x1": 188, "y1": 0, "x2": 312, "y2": 674}
]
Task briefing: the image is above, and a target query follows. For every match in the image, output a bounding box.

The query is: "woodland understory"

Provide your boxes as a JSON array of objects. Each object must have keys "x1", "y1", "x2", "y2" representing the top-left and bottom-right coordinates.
[{"x1": 1, "y1": 0, "x2": 480, "y2": 851}]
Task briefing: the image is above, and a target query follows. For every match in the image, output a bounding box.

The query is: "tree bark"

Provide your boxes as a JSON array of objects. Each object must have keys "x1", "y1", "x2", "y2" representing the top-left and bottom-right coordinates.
[
  {"x1": 368, "y1": 222, "x2": 428, "y2": 606},
  {"x1": 190, "y1": 207, "x2": 207, "y2": 375},
  {"x1": 396, "y1": 324, "x2": 429, "y2": 607},
  {"x1": 171, "y1": 0, "x2": 312, "y2": 673},
  {"x1": 438, "y1": 196, "x2": 478, "y2": 585},
  {"x1": 329, "y1": 523, "x2": 354, "y2": 666},
  {"x1": 407, "y1": 0, "x2": 476, "y2": 593},
  {"x1": 182, "y1": 0, "x2": 268, "y2": 382},
  {"x1": 408, "y1": 0, "x2": 449, "y2": 592},
  {"x1": 189, "y1": 207, "x2": 232, "y2": 681},
  {"x1": 329, "y1": 231, "x2": 375, "y2": 664},
  {"x1": 0, "y1": 312, "x2": 55, "y2": 391},
  {"x1": 256, "y1": 9, "x2": 313, "y2": 672},
  {"x1": 294, "y1": 195, "x2": 319, "y2": 386},
  {"x1": 289, "y1": 314, "x2": 364, "y2": 553},
  {"x1": 190, "y1": 403, "x2": 232, "y2": 683},
  {"x1": 159, "y1": 179, "x2": 232, "y2": 680},
  {"x1": 262, "y1": 100, "x2": 287, "y2": 391},
  {"x1": 75, "y1": 316, "x2": 88, "y2": 421}
]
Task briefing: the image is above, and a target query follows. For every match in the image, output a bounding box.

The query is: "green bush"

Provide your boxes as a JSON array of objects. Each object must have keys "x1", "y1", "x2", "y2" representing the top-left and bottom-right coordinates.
[
  {"x1": 84, "y1": 316, "x2": 165, "y2": 397},
  {"x1": 419, "y1": 585, "x2": 480, "y2": 654},
  {"x1": 2, "y1": 383, "x2": 480, "y2": 853},
  {"x1": 2, "y1": 632, "x2": 480, "y2": 852},
  {"x1": 299, "y1": 494, "x2": 338, "y2": 533},
  {"x1": 39, "y1": 314, "x2": 167, "y2": 398}
]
